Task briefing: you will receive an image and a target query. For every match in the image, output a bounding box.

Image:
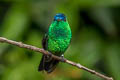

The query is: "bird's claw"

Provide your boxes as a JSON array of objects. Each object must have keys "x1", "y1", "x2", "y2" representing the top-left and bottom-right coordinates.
[{"x1": 60, "y1": 54, "x2": 65, "y2": 62}]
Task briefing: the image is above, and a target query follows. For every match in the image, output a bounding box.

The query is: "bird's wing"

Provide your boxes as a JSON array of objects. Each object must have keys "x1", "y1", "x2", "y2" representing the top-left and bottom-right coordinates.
[{"x1": 42, "y1": 33, "x2": 48, "y2": 50}]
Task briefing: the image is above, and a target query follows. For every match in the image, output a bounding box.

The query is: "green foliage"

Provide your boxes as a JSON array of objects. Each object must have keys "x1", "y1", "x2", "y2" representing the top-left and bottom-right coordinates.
[{"x1": 0, "y1": 0, "x2": 120, "y2": 80}]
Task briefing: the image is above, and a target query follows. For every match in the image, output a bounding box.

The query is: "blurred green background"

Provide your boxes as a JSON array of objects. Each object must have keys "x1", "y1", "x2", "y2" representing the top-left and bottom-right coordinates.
[{"x1": 0, "y1": 0, "x2": 120, "y2": 80}]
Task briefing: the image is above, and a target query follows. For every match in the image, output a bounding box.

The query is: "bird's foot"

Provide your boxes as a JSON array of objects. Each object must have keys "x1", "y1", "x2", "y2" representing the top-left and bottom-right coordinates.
[
  {"x1": 61, "y1": 54, "x2": 64, "y2": 58},
  {"x1": 60, "y1": 54, "x2": 65, "y2": 62}
]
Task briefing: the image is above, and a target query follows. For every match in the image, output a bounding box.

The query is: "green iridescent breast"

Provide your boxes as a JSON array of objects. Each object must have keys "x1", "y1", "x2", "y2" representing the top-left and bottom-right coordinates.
[{"x1": 47, "y1": 21, "x2": 72, "y2": 56}]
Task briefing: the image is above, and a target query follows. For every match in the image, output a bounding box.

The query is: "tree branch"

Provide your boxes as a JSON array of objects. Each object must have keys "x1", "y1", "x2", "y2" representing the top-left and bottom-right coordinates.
[{"x1": 0, "y1": 37, "x2": 113, "y2": 80}]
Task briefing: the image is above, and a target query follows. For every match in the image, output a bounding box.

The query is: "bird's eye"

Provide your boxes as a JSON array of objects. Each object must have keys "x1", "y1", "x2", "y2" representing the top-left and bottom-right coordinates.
[{"x1": 64, "y1": 18, "x2": 66, "y2": 21}]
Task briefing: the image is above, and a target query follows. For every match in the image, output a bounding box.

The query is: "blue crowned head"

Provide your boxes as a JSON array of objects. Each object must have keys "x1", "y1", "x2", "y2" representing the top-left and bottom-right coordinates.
[{"x1": 54, "y1": 13, "x2": 66, "y2": 21}]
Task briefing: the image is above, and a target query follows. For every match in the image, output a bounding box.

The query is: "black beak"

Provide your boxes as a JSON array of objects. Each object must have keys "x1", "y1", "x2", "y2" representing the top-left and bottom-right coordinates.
[{"x1": 57, "y1": 19, "x2": 61, "y2": 21}]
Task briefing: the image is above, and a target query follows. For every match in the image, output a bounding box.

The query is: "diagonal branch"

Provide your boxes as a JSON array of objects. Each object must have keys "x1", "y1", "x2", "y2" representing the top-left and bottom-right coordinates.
[{"x1": 0, "y1": 37, "x2": 113, "y2": 80}]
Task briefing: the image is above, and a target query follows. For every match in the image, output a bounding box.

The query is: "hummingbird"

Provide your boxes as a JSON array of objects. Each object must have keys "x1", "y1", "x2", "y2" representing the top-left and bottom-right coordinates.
[{"x1": 38, "y1": 13, "x2": 72, "y2": 73}]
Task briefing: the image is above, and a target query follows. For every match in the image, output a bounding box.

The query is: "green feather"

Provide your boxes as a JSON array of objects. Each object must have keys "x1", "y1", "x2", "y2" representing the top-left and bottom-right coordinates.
[
  {"x1": 38, "y1": 14, "x2": 72, "y2": 73},
  {"x1": 47, "y1": 20, "x2": 72, "y2": 56}
]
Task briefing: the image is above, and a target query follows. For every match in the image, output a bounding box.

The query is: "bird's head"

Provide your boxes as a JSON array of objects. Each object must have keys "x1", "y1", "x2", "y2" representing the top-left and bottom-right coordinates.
[{"x1": 54, "y1": 13, "x2": 66, "y2": 21}]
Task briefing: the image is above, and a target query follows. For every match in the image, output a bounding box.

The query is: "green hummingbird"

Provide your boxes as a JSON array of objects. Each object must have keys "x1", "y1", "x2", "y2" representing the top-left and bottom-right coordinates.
[{"x1": 38, "y1": 13, "x2": 72, "y2": 73}]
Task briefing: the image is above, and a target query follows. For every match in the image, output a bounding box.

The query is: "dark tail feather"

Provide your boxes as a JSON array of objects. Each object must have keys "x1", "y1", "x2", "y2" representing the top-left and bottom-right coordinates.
[
  {"x1": 38, "y1": 55, "x2": 59, "y2": 73},
  {"x1": 44, "y1": 58, "x2": 59, "y2": 73},
  {"x1": 38, "y1": 55, "x2": 45, "y2": 71}
]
